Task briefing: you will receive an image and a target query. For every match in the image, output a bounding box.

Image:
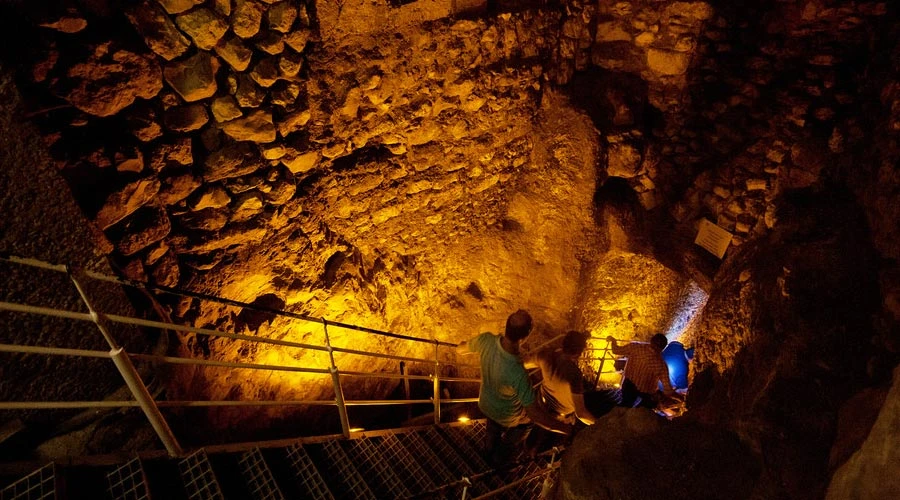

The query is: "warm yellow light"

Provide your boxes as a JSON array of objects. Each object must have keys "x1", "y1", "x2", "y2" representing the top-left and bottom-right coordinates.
[
  {"x1": 613, "y1": 383, "x2": 620, "y2": 388},
  {"x1": 349, "y1": 427, "x2": 365, "y2": 433},
  {"x1": 457, "y1": 416, "x2": 470, "y2": 423}
]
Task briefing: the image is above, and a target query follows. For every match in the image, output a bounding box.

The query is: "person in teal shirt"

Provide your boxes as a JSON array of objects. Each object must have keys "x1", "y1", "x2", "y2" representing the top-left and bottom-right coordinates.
[{"x1": 458, "y1": 309, "x2": 572, "y2": 465}]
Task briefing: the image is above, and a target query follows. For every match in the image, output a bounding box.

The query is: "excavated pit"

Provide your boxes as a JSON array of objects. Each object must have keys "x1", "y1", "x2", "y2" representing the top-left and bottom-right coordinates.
[{"x1": 1, "y1": 1, "x2": 900, "y2": 498}]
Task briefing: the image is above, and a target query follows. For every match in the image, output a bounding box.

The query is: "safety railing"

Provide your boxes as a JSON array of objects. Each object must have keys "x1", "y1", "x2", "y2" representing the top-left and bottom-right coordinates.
[
  {"x1": 0, "y1": 254, "x2": 486, "y2": 457},
  {"x1": 406, "y1": 445, "x2": 564, "y2": 500},
  {"x1": 0, "y1": 254, "x2": 641, "y2": 500},
  {"x1": 586, "y1": 337, "x2": 623, "y2": 389}
]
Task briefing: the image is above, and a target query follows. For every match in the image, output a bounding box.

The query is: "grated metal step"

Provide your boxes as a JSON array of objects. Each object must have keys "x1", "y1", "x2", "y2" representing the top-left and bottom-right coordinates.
[
  {"x1": 284, "y1": 444, "x2": 334, "y2": 500},
  {"x1": 177, "y1": 450, "x2": 224, "y2": 500},
  {"x1": 342, "y1": 437, "x2": 411, "y2": 498},
  {"x1": 449, "y1": 420, "x2": 488, "y2": 455},
  {"x1": 420, "y1": 427, "x2": 493, "y2": 497},
  {"x1": 0, "y1": 463, "x2": 57, "y2": 500},
  {"x1": 503, "y1": 461, "x2": 550, "y2": 499},
  {"x1": 106, "y1": 458, "x2": 151, "y2": 500},
  {"x1": 315, "y1": 440, "x2": 377, "y2": 500},
  {"x1": 441, "y1": 426, "x2": 508, "y2": 494},
  {"x1": 378, "y1": 434, "x2": 438, "y2": 495},
  {"x1": 441, "y1": 426, "x2": 492, "y2": 472},
  {"x1": 396, "y1": 431, "x2": 457, "y2": 487},
  {"x1": 238, "y1": 448, "x2": 284, "y2": 500}
]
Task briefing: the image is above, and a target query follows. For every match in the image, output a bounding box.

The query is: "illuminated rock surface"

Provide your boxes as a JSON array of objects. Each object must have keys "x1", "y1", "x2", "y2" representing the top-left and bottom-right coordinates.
[{"x1": 0, "y1": 1, "x2": 898, "y2": 498}]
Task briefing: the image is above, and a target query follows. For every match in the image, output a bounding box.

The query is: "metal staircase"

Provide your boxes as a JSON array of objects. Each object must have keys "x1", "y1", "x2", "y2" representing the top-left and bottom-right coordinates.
[
  {"x1": 0, "y1": 255, "x2": 581, "y2": 500},
  {"x1": 0, "y1": 421, "x2": 559, "y2": 500}
]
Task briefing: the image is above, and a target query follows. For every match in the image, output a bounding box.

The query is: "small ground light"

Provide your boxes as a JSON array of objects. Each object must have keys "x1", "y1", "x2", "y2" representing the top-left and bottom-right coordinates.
[
  {"x1": 457, "y1": 416, "x2": 470, "y2": 423},
  {"x1": 349, "y1": 427, "x2": 365, "y2": 432},
  {"x1": 613, "y1": 383, "x2": 620, "y2": 388}
]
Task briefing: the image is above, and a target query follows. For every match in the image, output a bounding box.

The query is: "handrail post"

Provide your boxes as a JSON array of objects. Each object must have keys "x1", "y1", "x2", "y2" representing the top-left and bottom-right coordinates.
[
  {"x1": 433, "y1": 342, "x2": 441, "y2": 425},
  {"x1": 400, "y1": 361, "x2": 412, "y2": 421},
  {"x1": 540, "y1": 448, "x2": 560, "y2": 498},
  {"x1": 460, "y1": 476, "x2": 471, "y2": 500},
  {"x1": 68, "y1": 268, "x2": 183, "y2": 456},
  {"x1": 323, "y1": 319, "x2": 351, "y2": 438},
  {"x1": 593, "y1": 338, "x2": 611, "y2": 390},
  {"x1": 110, "y1": 348, "x2": 184, "y2": 456}
]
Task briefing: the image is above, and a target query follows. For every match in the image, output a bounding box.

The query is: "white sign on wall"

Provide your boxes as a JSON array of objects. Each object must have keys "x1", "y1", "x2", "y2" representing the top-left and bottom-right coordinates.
[{"x1": 694, "y1": 218, "x2": 733, "y2": 259}]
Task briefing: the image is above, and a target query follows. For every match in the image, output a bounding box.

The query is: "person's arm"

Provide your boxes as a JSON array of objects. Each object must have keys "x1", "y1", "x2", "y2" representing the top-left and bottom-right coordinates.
[
  {"x1": 524, "y1": 402, "x2": 573, "y2": 435},
  {"x1": 521, "y1": 351, "x2": 539, "y2": 369},
  {"x1": 658, "y1": 362, "x2": 675, "y2": 395},
  {"x1": 607, "y1": 336, "x2": 624, "y2": 355},
  {"x1": 572, "y1": 393, "x2": 596, "y2": 425},
  {"x1": 457, "y1": 334, "x2": 483, "y2": 356}
]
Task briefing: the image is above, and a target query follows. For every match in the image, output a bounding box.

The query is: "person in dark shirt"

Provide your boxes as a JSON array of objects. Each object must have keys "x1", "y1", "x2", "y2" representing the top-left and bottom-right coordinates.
[
  {"x1": 525, "y1": 330, "x2": 598, "y2": 425},
  {"x1": 523, "y1": 330, "x2": 598, "y2": 455}
]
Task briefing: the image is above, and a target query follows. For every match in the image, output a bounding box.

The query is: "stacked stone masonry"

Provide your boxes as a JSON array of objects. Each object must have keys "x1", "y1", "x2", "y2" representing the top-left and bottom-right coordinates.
[
  {"x1": 30, "y1": 1, "x2": 560, "y2": 295},
  {"x1": 555, "y1": 0, "x2": 888, "y2": 248},
  {"x1": 24, "y1": 0, "x2": 893, "y2": 311}
]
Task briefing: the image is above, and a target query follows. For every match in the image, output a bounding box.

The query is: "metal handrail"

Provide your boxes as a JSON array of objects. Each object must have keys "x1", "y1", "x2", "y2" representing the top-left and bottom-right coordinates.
[
  {"x1": 1, "y1": 254, "x2": 482, "y2": 454},
  {"x1": 0, "y1": 253, "x2": 621, "y2": 460},
  {"x1": 0, "y1": 253, "x2": 457, "y2": 347},
  {"x1": 409, "y1": 446, "x2": 563, "y2": 500}
]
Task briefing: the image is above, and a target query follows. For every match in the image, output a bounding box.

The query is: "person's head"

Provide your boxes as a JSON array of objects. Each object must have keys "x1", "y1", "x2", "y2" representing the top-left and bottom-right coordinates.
[
  {"x1": 651, "y1": 333, "x2": 668, "y2": 352},
  {"x1": 562, "y1": 330, "x2": 590, "y2": 356},
  {"x1": 505, "y1": 309, "x2": 533, "y2": 342}
]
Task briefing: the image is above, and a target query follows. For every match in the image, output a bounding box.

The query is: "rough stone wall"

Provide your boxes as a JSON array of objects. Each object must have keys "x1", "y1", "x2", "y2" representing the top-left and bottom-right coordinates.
[
  {"x1": 554, "y1": 0, "x2": 715, "y2": 210},
  {"x1": 9, "y1": 1, "x2": 612, "y2": 436},
  {"x1": 670, "y1": 1, "x2": 889, "y2": 248},
  {"x1": 554, "y1": 0, "x2": 889, "y2": 246},
  {"x1": 20, "y1": 1, "x2": 563, "y2": 315},
  {"x1": 686, "y1": 188, "x2": 881, "y2": 499}
]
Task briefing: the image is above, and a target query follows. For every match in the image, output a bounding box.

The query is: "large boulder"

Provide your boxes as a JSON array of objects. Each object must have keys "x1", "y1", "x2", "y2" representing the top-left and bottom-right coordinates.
[
  {"x1": 125, "y1": 0, "x2": 191, "y2": 61},
  {"x1": 689, "y1": 189, "x2": 882, "y2": 499},
  {"x1": 94, "y1": 177, "x2": 161, "y2": 229},
  {"x1": 59, "y1": 45, "x2": 162, "y2": 117},
  {"x1": 826, "y1": 366, "x2": 900, "y2": 499},
  {"x1": 163, "y1": 52, "x2": 219, "y2": 102},
  {"x1": 556, "y1": 408, "x2": 758, "y2": 500}
]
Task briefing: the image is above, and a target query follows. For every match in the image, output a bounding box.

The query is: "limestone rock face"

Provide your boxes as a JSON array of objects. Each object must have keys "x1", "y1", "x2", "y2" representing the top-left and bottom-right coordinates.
[
  {"x1": 215, "y1": 35, "x2": 254, "y2": 71},
  {"x1": 163, "y1": 103, "x2": 209, "y2": 132},
  {"x1": 190, "y1": 185, "x2": 231, "y2": 210},
  {"x1": 689, "y1": 191, "x2": 881, "y2": 499},
  {"x1": 268, "y1": 2, "x2": 297, "y2": 33},
  {"x1": 112, "y1": 205, "x2": 172, "y2": 256},
  {"x1": 125, "y1": 0, "x2": 191, "y2": 61},
  {"x1": 158, "y1": 0, "x2": 205, "y2": 15},
  {"x1": 233, "y1": 0, "x2": 266, "y2": 39},
  {"x1": 204, "y1": 142, "x2": 260, "y2": 181},
  {"x1": 220, "y1": 110, "x2": 276, "y2": 142},
  {"x1": 9, "y1": 0, "x2": 900, "y2": 471},
  {"x1": 606, "y1": 136, "x2": 643, "y2": 178},
  {"x1": 60, "y1": 47, "x2": 162, "y2": 117},
  {"x1": 175, "y1": 8, "x2": 229, "y2": 50},
  {"x1": 163, "y1": 52, "x2": 219, "y2": 101},
  {"x1": 211, "y1": 96, "x2": 242, "y2": 122},
  {"x1": 95, "y1": 177, "x2": 162, "y2": 229},
  {"x1": 158, "y1": 173, "x2": 202, "y2": 205},
  {"x1": 39, "y1": 14, "x2": 87, "y2": 34},
  {"x1": 826, "y1": 366, "x2": 900, "y2": 499}
]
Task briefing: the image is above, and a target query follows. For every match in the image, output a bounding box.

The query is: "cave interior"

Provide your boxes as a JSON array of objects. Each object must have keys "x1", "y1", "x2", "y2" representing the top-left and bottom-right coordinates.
[{"x1": 1, "y1": 0, "x2": 899, "y2": 498}]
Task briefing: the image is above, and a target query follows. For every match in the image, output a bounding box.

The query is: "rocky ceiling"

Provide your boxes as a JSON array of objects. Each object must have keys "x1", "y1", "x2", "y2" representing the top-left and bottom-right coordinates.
[{"x1": 1, "y1": 0, "x2": 899, "y2": 497}]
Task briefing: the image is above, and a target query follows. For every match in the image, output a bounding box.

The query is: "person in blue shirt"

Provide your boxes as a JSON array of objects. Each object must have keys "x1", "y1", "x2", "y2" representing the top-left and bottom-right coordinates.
[{"x1": 661, "y1": 340, "x2": 694, "y2": 390}]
